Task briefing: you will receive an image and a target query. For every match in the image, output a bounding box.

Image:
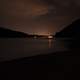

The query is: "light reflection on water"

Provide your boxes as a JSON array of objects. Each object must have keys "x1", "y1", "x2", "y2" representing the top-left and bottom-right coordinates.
[
  {"x1": 48, "y1": 39, "x2": 52, "y2": 48},
  {"x1": 0, "y1": 38, "x2": 69, "y2": 62}
]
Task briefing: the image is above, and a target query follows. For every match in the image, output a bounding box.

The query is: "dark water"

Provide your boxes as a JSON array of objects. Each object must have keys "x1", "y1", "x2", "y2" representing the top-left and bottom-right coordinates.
[{"x1": 0, "y1": 38, "x2": 73, "y2": 62}]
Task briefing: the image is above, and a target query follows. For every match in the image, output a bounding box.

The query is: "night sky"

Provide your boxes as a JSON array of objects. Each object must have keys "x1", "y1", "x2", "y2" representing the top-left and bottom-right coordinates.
[{"x1": 1, "y1": 0, "x2": 80, "y2": 35}]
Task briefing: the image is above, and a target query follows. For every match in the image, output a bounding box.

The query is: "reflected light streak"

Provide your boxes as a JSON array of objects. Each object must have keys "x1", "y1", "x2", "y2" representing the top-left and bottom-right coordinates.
[{"x1": 48, "y1": 39, "x2": 52, "y2": 48}]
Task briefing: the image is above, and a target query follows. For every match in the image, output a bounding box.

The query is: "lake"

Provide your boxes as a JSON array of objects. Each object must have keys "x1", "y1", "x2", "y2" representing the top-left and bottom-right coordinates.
[{"x1": 0, "y1": 38, "x2": 73, "y2": 62}]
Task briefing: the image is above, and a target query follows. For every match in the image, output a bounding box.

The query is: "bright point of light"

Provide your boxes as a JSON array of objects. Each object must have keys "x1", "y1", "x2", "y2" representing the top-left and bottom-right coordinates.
[
  {"x1": 34, "y1": 36, "x2": 37, "y2": 39},
  {"x1": 48, "y1": 35, "x2": 53, "y2": 39}
]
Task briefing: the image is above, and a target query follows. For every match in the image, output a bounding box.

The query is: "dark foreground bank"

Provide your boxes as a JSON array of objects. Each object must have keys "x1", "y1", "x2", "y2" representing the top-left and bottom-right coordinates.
[{"x1": 0, "y1": 50, "x2": 80, "y2": 80}]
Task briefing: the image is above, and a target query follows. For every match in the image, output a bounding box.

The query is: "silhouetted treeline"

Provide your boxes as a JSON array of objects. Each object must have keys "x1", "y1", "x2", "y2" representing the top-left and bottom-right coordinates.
[
  {"x1": 55, "y1": 19, "x2": 80, "y2": 38},
  {"x1": 0, "y1": 27, "x2": 31, "y2": 38}
]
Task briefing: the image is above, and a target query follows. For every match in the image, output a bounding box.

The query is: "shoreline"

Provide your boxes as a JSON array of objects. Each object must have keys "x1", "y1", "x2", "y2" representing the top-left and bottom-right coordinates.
[{"x1": 1, "y1": 49, "x2": 80, "y2": 64}]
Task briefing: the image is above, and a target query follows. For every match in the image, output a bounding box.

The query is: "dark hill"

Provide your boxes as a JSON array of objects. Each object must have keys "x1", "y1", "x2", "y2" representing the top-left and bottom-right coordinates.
[
  {"x1": 0, "y1": 27, "x2": 28, "y2": 37},
  {"x1": 55, "y1": 19, "x2": 80, "y2": 38}
]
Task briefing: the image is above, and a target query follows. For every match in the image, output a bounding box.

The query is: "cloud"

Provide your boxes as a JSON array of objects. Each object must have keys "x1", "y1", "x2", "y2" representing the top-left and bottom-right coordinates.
[
  {"x1": 2, "y1": 0, "x2": 49, "y2": 18},
  {"x1": 1, "y1": 0, "x2": 80, "y2": 34}
]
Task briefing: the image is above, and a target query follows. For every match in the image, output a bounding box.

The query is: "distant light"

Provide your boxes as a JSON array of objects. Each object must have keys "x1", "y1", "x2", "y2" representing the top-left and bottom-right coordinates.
[
  {"x1": 34, "y1": 36, "x2": 37, "y2": 39},
  {"x1": 48, "y1": 35, "x2": 53, "y2": 39}
]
